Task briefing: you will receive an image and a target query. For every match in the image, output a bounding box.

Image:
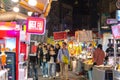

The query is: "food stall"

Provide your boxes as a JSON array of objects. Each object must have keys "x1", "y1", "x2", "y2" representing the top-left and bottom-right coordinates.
[
  {"x1": 92, "y1": 10, "x2": 120, "y2": 80},
  {"x1": 111, "y1": 24, "x2": 120, "y2": 80},
  {"x1": 91, "y1": 32, "x2": 114, "y2": 80},
  {"x1": 75, "y1": 30, "x2": 94, "y2": 80}
]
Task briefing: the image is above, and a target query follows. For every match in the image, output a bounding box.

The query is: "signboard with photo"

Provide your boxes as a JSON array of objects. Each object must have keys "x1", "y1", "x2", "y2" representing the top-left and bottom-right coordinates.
[
  {"x1": 112, "y1": 25, "x2": 120, "y2": 39},
  {"x1": 75, "y1": 30, "x2": 93, "y2": 42},
  {"x1": 27, "y1": 17, "x2": 46, "y2": 34}
]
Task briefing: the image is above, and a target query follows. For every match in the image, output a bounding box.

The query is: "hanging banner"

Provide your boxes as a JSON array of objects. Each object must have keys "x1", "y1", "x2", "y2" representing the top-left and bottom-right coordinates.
[
  {"x1": 75, "y1": 30, "x2": 93, "y2": 42},
  {"x1": 27, "y1": 17, "x2": 46, "y2": 34},
  {"x1": 53, "y1": 31, "x2": 67, "y2": 40},
  {"x1": 112, "y1": 25, "x2": 120, "y2": 39}
]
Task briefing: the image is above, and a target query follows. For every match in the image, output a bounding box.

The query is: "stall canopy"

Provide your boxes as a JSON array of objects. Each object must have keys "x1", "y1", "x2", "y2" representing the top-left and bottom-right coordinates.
[{"x1": 20, "y1": 0, "x2": 52, "y2": 17}]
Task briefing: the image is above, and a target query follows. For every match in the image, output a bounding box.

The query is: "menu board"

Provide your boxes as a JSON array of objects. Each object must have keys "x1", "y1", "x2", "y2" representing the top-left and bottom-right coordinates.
[{"x1": 112, "y1": 25, "x2": 120, "y2": 39}]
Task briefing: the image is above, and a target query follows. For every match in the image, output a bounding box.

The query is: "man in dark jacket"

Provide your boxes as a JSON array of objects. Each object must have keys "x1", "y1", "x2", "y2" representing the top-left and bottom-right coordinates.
[
  {"x1": 106, "y1": 44, "x2": 114, "y2": 56},
  {"x1": 29, "y1": 55, "x2": 38, "y2": 80},
  {"x1": 36, "y1": 43, "x2": 43, "y2": 68}
]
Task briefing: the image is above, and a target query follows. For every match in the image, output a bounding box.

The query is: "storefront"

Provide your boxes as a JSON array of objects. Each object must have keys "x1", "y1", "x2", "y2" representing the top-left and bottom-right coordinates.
[{"x1": 0, "y1": 22, "x2": 30, "y2": 80}]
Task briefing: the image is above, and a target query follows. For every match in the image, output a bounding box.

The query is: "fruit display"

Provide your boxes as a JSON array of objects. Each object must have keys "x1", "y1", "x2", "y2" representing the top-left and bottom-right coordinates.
[
  {"x1": 117, "y1": 64, "x2": 120, "y2": 71},
  {"x1": 83, "y1": 59, "x2": 93, "y2": 71},
  {"x1": 83, "y1": 59, "x2": 94, "y2": 65}
]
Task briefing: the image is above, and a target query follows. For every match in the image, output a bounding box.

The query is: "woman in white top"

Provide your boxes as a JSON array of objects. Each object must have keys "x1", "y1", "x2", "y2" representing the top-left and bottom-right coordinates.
[{"x1": 48, "y1": 45, "x2": 57, "y2": 79}]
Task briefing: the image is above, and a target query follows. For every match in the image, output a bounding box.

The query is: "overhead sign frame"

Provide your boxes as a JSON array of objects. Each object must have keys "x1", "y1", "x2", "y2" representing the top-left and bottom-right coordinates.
[{"x1": 27, "y1": 17, "x2": 46, "y2": 35}]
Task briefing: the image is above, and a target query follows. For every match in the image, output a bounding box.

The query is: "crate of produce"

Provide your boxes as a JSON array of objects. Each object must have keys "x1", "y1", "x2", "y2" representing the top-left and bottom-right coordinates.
[{"x1": 84, "y1": 63, "x2": 93, "y2": 71}]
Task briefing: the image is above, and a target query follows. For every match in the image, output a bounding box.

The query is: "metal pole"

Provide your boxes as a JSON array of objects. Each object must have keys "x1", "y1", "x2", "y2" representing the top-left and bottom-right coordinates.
[
  {"x1": 98, "y1": 0, "x2": 102, "y2": 38},
  {"x1": 114, "y1": 39, "x2": 117, "y2": 66},
  {"x1": 59, "y1": 0, "x2": 63, "y2": 31}
]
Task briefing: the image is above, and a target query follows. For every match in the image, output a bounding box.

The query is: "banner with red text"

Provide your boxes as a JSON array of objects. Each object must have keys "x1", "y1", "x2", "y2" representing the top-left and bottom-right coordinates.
[{"x1": 53, "y1": 31, "x2": 67, "y2": 40}]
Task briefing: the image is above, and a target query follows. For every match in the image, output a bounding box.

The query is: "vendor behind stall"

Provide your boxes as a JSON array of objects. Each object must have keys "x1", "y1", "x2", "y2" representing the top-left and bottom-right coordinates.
[
  {"x1": 106, "y1": 44, "x2": 114, "y2": 56},
  {"x1": 93, "y1": 44, "x2": 105, "y2": 65}
]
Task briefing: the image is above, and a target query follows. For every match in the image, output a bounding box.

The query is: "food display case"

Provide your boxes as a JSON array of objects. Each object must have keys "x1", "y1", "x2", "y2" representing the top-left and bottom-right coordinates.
[{"x1": 4, "y1": 52, "x2": 15, "y2": 80}]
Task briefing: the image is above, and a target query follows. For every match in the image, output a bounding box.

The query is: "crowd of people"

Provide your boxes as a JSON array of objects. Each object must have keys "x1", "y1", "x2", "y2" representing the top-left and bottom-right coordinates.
[
  {"x1": 29, "y1": 42, "x2": 70, "y2": 80},
  {"x1": 28, "y1": 41, "x2": 114, "y2": 80}
]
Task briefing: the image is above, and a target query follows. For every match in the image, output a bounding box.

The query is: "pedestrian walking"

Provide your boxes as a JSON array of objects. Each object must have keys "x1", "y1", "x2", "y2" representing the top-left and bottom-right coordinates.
[
  {"x1": 48, "y1": 45, "x2": 57, "y2": 79},
  {"x1": 37, "y1": 43, "x2": 43, "y2": 68},
  {"x1": 57, "y1": 42, "x2": 70, "y2": 80},
  {"x1": 55, "y1": 44, "x2": 61, "y2": 77},
  {"x1": 42, "y1": 45, "x2": 49, "y2": 78}
]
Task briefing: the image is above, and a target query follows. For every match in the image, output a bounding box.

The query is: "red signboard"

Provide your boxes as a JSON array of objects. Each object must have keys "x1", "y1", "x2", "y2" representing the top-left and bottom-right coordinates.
[
  {"x1": 53, "y1": 31, "x2": 67, "y2": 40},
  {"x1": 0, "y1": 22, "x2": 16, "y2": 30},
  {"x1": 31, "y1": 45, "x2": 37, "y2": 54},
  {"x1": 20, "y1": 42, "x2": 27, "y2": 60},
  {"x1": 20, "y1": 42, "x2": 26, "y2": 54},
  {"x1": 112, "y1": 25, "x2": 120, "y2": 39},
  {"x1": 27, "y1": 17, "x2": 46, "y2": 34}
]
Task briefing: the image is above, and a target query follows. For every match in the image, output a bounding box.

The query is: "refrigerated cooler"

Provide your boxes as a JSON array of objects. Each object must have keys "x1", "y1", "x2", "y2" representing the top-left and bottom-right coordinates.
[{"x1": 0, "y1": 52, "x2": 16, "y2": 80}]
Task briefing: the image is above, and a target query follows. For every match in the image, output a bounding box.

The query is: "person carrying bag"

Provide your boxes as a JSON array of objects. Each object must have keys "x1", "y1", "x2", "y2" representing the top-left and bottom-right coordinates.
[
  {"x1": 57, "y1": 42, "x2": 70, "y2": 80},
  {"x1": 62, "y1": 49, "x2": 69, "y2": 64}
]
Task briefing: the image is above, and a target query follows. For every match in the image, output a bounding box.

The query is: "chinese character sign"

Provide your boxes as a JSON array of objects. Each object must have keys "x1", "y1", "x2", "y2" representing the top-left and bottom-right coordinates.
[
  {"x1": 112, "y1": 25, "x2": 120, "y2": 39},
  {"x1": 27, "y1": 17, "x2": 46, "y2": 34}
]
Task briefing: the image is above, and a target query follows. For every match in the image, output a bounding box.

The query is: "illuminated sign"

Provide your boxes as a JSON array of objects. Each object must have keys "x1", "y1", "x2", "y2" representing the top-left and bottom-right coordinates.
[
  {"x1": 106, "y1": 19, "x2": 118, "y2": 24},
  {"x1": 0, "y1": 22, "x2": 16, "y2": 30},
  {"x1": 27, "y1": 17, "x2": 46, "y2": 34},
  {"x1": 112, "y1": 25, "x2": 120, "y2": 39}
]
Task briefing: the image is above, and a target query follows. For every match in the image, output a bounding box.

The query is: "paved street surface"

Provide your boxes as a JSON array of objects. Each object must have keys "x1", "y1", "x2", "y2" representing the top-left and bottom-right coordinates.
[
  {"x1": 38, "y1": 71, "x2": 87, "y2": 80},
  {"x1": 28, "y1": 66, "x2": 87, "y2": 80}
]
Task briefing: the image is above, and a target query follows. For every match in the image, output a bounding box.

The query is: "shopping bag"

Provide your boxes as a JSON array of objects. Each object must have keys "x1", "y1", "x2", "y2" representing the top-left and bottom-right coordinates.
[{"x1": 62, "y1": 54, "x2": 69, "y2": 64}]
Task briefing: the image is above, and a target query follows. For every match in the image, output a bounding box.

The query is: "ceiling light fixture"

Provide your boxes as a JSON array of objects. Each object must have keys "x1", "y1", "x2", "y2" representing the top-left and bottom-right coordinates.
[
  {"x1": 52, "y1": 0, "x2": 58, "y2": 1},
  {"x1": 11, "y1": 0, "x2": 19, "y2": 3},
  {"x1": 101, "y1": 26, "x2": 109, "y2": 29},
  {"x1": 13, "y1": 7, "x2": 20, "y2": 12},
  {"x1": 74, "y1": 0, "x2": 78, "y2": 5},
  {"x1": 28, "y1": 0, "x2": 37, "y2": 6},
  {"x1": 28, "y1": 11, "x2": 33, "y2": 16}
]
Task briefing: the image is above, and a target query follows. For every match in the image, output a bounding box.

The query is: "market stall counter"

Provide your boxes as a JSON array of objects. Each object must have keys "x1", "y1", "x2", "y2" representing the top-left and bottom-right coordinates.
[
  {"x1": 93, "y1": 65, "x2": 113, "y2": 80},
  {"x1": 83, "y1": 59, "x2": 93, "y2": 80}
]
